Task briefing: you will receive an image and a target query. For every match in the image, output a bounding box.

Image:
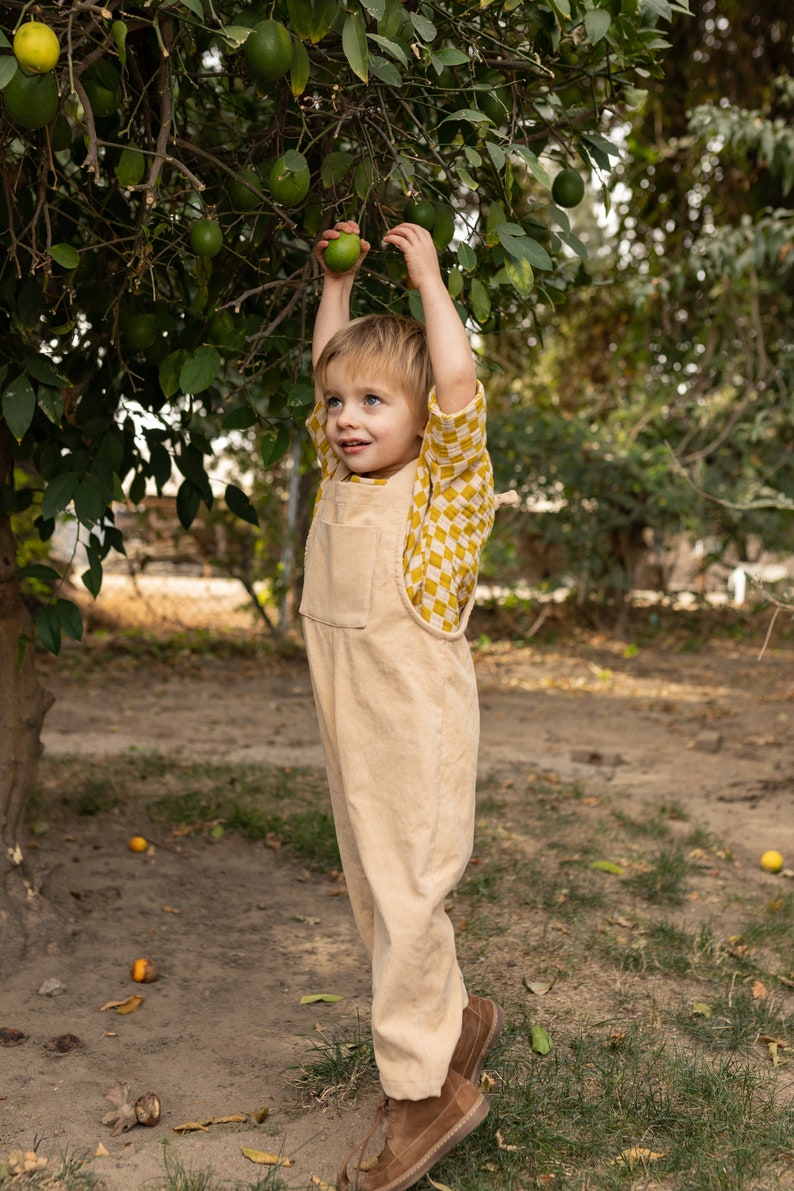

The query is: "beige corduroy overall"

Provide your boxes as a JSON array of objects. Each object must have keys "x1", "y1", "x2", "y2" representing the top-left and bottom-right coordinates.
[{"x1": 300, "y1": 457, "x2": 480, "y2": 1101}]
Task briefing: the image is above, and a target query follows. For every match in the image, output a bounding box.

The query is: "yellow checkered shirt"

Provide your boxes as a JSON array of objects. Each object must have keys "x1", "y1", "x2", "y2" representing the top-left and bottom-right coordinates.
[{"x1": 307, "y1": 382, "x2": 494, "y2": 632}]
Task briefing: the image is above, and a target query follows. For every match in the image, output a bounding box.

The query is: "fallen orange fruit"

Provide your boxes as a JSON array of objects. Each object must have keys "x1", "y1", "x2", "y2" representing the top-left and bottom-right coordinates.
[
  {"x1": 131, "y1": 958, "x2": 159, "y2": 983},
  {"x1": 128, "y1": 836, "x2": 148, "y2": 853}
]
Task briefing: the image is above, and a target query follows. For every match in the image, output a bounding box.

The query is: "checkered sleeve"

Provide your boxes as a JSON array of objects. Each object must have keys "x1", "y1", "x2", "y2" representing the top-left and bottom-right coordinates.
[
  {"x1": 306, "y1": 402, "x2": 340, "y2": 482},
  {"x1": 403, "y1": 382, "x2": 495, "y2": 632}
]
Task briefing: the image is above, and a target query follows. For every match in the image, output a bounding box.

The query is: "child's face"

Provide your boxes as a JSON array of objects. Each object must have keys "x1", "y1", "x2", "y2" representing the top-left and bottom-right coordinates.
[{"x1": 321, "y1": 357, "x2": 426, "y2": 479}]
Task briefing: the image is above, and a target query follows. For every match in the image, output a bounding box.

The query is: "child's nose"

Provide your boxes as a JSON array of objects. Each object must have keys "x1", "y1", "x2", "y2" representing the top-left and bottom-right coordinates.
[{"x1": 337, "y1": 403, "x2": 358, "y2": 427}]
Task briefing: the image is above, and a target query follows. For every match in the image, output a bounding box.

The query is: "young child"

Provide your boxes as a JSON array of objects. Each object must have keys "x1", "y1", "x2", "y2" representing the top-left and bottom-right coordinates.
[{"x1": 301, "y1": 219, "x2": 504, "y2": 1191}]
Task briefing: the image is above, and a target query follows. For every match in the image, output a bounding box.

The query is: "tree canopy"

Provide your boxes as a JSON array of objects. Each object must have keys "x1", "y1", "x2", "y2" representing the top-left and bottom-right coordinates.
[{"x1": 1, "y1": 0, "x2": 689, "y2": 646}]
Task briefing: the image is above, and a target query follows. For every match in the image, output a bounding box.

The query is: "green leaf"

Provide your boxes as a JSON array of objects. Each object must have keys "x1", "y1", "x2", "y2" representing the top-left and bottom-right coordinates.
[
  {"x1": 49, "y1": 244, "x2": 80, "y2": 270},
  {"x1": 342, "y1": 13, "x2": 368, "y2": 82},
  {"x1": 591, "y1": 860, "x2": 624, "y2": 875},
  {"x1": 584, "y1": 8, "x2": 611, "y2": 43},
  {"x1": 508, "y1": 145, "x2": 551, "y2": 189},
  {"x1": 111, "y1": 19, "x2": 128, "y2": 65},
  {"x1": 260, "y1": 424, "x2": 291, "y2": 469},
  {"x1": 55, "y1": 598, "x2": 84, "y2": 642},
  {"x1": 115, "y1": 146, "x2": 146, "y2": 188},
  {"x1": 41, "y1": 471, "x2": 80, "y2": 520},
  {"x1": 74, "y1": 473, "x2": 107, "y2": 525},
  {"x1": 497, "y1": 228, "x2": 553, "y2": 271},
  {"x1": 408, "y1": 10, "x2": 436, "y2": 40},
  {"x1": 225, "y1": 483, "x2": 259, "y2": 526},
  {"x1": 287, "y1": 0, "x2": 338, "y2": 43},
  {"x1": 470, "y1": 278, "x2": 491, "y2": 324},
  {"x1": 368, "y1": 33, "x2": 408, "y2": 64},
  {"x1": 179, "y1": 0, "x2": 204, "y2": 17},
  {"x1": 457, "y1": 243, "x2": 477, "y2": 271},
  {"x1": 81, "y1": 551, "x2": 103, "y2": 598},
  {"x1": 370, "y1": 56, "x2": 402, "y2": 85},
  {"x1": 361, "y1": 0, "x2": 385, "y2": 19},
  {"x1": 531, "y1": 1024, "x2": 553, "y2": 1055},
  {"x1": 34, "y1": 605, "x2": 62, "y2": 655},
  {"x1": 176, "y1": 479, "x2": 203, "y2": 529},
  {"x1": 159, "y1": 350, "x2": 188, "y2": 399},
  {"x1": 0, "y1": 57, "x2": 18, "y2": 90},
  {"x1": 455, "y1": 164, "x2": 479, "y2": 191},
  {"x1": 321, "y1": 151, "x2": 355, "y2": 186},
  {"x1": 24, "y1": 354, "x2": 66, "y2": 387},
  {"x1": 433, "y1": 47, "x2": 468, "y2": 66},
  {"x1": 2, "y1": 374, "x2": 36, "y2": 441},
  {"x1": 222, "y1": 405, "x2": 258, "y2": 431},
  {"x1": 219, "y1": 24, "x2": 252, "y2": 47},
  {"x1": 291, "y1": 38, "x2": 311, "y2": 96},
  {"x1": 18, "y1": 564, "x2": 61, "y2": 583},
  {"x1": 299, "y1": 994, "x2": 343, "y2": 1004},
  {"x1": 179, "y1": 346, "x2": 221, "y2": 395},
  {"x1": 504, "y1": 256, "x2": 534, "y2": 296}
]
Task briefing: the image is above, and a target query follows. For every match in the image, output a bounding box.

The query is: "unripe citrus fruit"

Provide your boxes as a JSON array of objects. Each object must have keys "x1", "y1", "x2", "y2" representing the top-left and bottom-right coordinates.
[
  {"x1": 244, "y1": 20, "x2": 293, "y2": 82},
  {"x1": 121, "y1": 312, "x2": 157, "y2": 350},
  {"x1": 190, "y1": 217, "x2": 224, "y2": 257},
  {"x1": 13, "y1": 21, "x2": 61, "y2": 74},
  {"x1": 761, "y1": 850, "x2": 784, "y2": 873},
  {"x1": 4, "y1": 70, "x2": 59, "y2": 129},
  {"x1": 228, "y1": 166, "x2": 262, "y2": 211},
  {"x1": 431, "y1": 204, "x2": 455, "y2": 250},
  {"x1": 323, "y1": 231, "x2": 361, "y2": 273},
  {"x1": 269, "y1": 151, "x2": 310, "y2": 207},
  {"x1": 404, "y1": 198, "x2": 436, "y2": 230},
  {"x1": 131, "y1": 957, "x2": 159, "y2": 983},
  {"x1": 551, "y1": 168, "x2": 585, "y2": 208},
  {"x1": 82, "y1": 76, "x2": 120, "y2": 118},
  {"x1": 128, "y1": 835, "x2": 148, "y2": 853}
]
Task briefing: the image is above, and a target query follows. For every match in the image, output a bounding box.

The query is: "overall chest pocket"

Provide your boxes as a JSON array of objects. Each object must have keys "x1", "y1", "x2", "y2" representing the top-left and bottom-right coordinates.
[{"x1": 300, "y1": 519, "x2": 382, "y2": 628}]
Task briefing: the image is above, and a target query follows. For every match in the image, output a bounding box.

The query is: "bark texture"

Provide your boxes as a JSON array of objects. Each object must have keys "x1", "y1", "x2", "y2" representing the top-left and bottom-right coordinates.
[{"x1": 0, "y1": 427, "x2": 58, "y2": 974}]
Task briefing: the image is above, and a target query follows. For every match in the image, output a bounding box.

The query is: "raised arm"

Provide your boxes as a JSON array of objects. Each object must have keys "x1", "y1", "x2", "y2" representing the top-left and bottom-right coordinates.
[
  {"x1": 383, "y1": 222, "x2": 477, "y2": 414},
  {"x1": 312, "y1": 220, "x2": 370, "y2": 369}
]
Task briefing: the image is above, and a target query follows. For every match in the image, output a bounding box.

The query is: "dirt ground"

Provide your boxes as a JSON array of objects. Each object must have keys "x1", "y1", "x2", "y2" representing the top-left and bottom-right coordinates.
[{"x1": 2, "y1": 586, "x2": 793, "y2": 1190}]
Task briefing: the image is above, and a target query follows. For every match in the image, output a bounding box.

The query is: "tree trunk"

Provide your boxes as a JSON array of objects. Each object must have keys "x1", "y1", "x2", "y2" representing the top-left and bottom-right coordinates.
[{"x1": 0, "y1": 428, "x2": 58, "y2": 975}]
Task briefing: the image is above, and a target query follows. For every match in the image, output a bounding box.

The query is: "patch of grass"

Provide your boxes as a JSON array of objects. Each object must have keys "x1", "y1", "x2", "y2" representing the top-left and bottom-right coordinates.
[
  {"x1": 150, "y1": 1149, "x2": 289, "y2": 1190},
  {"x1": 433, "y1": 1017, "x2": 794, "y2": 1189},
  {"x1": 294, "y1": 1018, "x2": 378, "y2": 1107},
  {"x1": 605, "y1": 919, "x2": 727, "y2": 979},
  {"x1": 625, "y1": 846, "x2": 690, "y2": 904},
  {"x1": 678, "y1": 986, "x2": 794, "y2": 1053},
  {"x1": 32, "y1": 757, "x2": 340, "y2": 871},
  {"x1": 0, "y1": 1150, "x2": 107, "y2": 1190}
]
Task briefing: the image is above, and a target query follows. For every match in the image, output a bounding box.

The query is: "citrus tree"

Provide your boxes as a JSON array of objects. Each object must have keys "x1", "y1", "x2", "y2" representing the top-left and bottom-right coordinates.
[{"x1": 1, "y1": 0, "x2": 685, "y2": 962}]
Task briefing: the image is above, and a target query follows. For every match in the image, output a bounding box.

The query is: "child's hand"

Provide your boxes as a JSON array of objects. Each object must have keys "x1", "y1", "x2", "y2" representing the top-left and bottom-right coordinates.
[
  {"x1": 315, "y1": 220, "x2": 370, "y2": 277},
  {"x1": 383, "y1": 222, "x2": 444, "y2": 292}
]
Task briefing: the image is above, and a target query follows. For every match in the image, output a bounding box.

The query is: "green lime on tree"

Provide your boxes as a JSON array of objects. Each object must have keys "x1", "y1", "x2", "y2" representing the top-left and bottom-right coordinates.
[
  {"x1": 269, "y1": 151, "x2": 310, "y2": 207},
  {"x1": 244, "y1": 20, "x2": 293, "y2": 82},
  {"x1": 190, "y1": 217, "x2": 224, "y2": 258},
  {"x1": 404, "y1": 198, "x2": 436, "y2": 230},
  {"x1": 551, "y1": 168, "x2": 585, "y2": 209},
  {"x1": 323, "y1": 231, "x2": 362, "y2": 274},
  {"x1": 3, "y1": 70, "x2": 59, "y2": 129},
  {"x1": 228, "y1": 167, "x2": 262, "y2": 211},
  {"x1": 121, "y1": 312, "x2": 158, "y2": 350},
  {"x1": 13, "y1": 20, "x2": 61, "y2": 73}
]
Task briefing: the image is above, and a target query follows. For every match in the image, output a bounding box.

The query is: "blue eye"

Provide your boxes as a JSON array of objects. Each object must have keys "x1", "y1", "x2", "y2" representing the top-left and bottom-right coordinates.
[
  {"x1": 326, "y1": 396, "x2": 342, "y2": 408},
  {"x1": 364, "y1": 394, "x2": 382, "y2": 406}
]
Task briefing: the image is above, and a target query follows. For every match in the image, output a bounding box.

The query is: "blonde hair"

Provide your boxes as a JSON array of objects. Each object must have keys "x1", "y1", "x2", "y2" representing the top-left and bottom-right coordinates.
[{"x1": 314, "y1": 314, "x2": 433, "y2": 420}]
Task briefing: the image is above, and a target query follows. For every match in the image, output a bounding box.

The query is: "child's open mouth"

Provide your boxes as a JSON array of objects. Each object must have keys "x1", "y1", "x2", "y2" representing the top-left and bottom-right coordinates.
[{"x1": 339, "y1": 439, "x2": 371, "y2": 452}]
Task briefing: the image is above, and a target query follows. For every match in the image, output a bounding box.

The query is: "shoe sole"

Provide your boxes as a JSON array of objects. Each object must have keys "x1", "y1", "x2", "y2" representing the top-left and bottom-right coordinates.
[
  {"x1": 361, "y1": 1094, "x2": 489, "y2": 1191},
  {"x1": 466, "y1": 999, "x2": 505, "y2": 1087}
]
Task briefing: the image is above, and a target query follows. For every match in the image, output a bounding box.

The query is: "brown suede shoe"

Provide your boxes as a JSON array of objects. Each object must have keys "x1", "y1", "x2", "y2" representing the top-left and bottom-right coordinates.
[
  {"x1": 449, "y1": 995, "x2": 505, "y2": 1086},
  {"x1": 343, "y1": 1069, "x2": 488, "y2": 1191}
]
